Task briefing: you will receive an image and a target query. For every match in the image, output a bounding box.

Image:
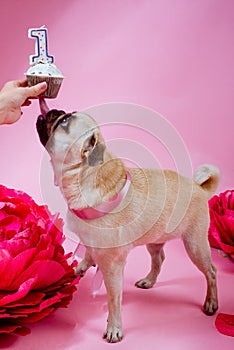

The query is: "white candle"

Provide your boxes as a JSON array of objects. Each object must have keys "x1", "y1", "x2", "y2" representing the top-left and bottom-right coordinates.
[{"x1": 28, "y1": 26, "x2": 54, "y2": 65}]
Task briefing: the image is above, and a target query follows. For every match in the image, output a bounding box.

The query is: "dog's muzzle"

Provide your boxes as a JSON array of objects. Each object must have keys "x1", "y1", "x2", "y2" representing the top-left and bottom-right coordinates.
[{"x1": 36, "y1": 98, "x2": 66, "y2": 147}]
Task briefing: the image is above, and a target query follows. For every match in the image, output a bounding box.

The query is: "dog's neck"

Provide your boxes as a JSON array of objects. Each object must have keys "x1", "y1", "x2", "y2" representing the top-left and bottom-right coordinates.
[{"x1": 60, "y1": 150, "x2": 127, "y2": 210}]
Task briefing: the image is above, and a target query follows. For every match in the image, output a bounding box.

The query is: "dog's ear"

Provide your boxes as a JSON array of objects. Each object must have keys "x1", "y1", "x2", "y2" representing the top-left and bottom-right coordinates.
[{"x1": 82, "y1": 131, "x2": 105, "y2": 166}]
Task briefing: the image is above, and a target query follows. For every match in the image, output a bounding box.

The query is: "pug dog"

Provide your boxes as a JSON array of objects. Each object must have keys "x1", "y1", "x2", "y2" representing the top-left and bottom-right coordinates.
[{"x1": 37, "y1": 98, "x2": 219, "y2": 343}]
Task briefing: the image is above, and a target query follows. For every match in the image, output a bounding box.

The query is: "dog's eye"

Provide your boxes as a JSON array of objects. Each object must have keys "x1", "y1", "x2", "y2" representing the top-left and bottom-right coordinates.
[
  {"x1": 53, "y1": 113, "x2": 72, "y2": 131},
  {"x1": 60, "y1": 116, "x2": 70, "y2": 125}
]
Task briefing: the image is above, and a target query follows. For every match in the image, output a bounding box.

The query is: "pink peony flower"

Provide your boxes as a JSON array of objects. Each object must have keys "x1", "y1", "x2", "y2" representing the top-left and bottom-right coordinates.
[
  {"x1": 209, "y1": 190, "x2": 234, "y2": 261},
  {"x1": 0, "y1": 184, "x2": 79, "y2": 336}
]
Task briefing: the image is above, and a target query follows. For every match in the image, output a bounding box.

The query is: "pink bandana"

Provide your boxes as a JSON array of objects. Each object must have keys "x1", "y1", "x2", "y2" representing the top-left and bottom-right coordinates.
[{"x1": 72, "y1": 171, "x2": 131, "y2": 220}]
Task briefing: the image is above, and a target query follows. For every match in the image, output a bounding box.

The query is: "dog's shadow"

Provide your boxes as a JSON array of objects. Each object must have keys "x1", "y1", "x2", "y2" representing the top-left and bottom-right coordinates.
[
  {"x1": 72, "y1": 272, "x2": 204, "y2": 336},
  {"x1": 0, "y1": 273, "x2": 204, "y2": 348}
]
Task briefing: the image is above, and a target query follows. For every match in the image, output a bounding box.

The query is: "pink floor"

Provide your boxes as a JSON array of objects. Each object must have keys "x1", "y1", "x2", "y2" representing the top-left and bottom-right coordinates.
[
  {"x1": 0, "y1": 1, "x2": 233, "y2": 349},
  {"x1": 1, "y1": 239, "x2": 233, "y2": 350}
]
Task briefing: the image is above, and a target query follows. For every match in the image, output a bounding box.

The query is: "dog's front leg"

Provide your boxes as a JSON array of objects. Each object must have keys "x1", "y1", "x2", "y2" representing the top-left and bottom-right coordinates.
[
  {"x1": 99, "y1": 258, "x2": 126, "y2": 343},
  {"x1": 103, "y1": 263, "x2": 124, "y2": 343},
  {"x1": 74, "y1": 249, "x2": 95, "y2": 277}
]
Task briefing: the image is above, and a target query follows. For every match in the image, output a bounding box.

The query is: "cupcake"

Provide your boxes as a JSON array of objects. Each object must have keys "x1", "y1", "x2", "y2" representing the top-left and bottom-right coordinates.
[{"x1": 26, "y1": 62, "x2": 63, "y2": 98}]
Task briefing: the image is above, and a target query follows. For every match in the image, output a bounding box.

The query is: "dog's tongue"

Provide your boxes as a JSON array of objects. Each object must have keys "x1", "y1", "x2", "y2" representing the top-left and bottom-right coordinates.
[{"x1": 39, "y1": 97, "x2": 49, "y2": 118}]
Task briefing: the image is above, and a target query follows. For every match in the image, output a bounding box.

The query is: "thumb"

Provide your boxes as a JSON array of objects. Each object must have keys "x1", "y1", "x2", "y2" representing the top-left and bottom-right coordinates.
[{"x1": 26, "y1": 82, "x2": 47, "y2": 98}]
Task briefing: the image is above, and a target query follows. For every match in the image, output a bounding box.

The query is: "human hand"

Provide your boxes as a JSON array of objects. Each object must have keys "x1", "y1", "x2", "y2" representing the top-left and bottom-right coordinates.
[{"x1": 0, "y1": 79, "x2": 47, "y2": 125}]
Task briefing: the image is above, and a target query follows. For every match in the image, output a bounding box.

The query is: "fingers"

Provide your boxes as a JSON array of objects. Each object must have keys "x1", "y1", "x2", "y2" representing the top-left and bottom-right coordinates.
[
  {"x1": 22, "y1": 99, "x2": 32, "y2": 107},
  {"x1": 1, "y1": 80, "x2": 17, "y2": 92},
  {"x1": 1, "y1": 79, "x2": 47, "y2": 98},
  {"x1": 3, "y1": 109, "x2": 22, "y2": 125},
  {"x1": 3, "y1": 79, "x2": 27, "y2": 91},
  {"x1": 25, "y1": 82, "x2": 47, "y2": 98},
  {"x1": 17, "y1": 79, "x2": 28, "y2": 88}
]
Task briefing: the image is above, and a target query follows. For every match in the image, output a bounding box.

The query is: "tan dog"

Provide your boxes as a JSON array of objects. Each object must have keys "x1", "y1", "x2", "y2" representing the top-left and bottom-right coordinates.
[{"x1": 37, "y1": 102, "x2": 219, "y2": 343}]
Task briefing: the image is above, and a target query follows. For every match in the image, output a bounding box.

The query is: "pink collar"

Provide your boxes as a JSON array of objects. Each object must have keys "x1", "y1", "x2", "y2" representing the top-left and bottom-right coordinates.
[{"x1": 72, "y1": 171, "x2": 131, "y2": 220}]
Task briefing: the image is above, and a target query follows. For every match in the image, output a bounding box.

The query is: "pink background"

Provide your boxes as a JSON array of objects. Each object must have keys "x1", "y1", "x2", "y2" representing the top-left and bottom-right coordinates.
[{"x1": 0, "y1": 1, "x2": 233, "y2": 349}]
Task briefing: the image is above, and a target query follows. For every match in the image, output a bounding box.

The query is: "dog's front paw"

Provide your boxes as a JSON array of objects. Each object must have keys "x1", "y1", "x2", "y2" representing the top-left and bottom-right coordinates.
[
  {"x1": 74, "y1": 259, "x2": 92, "y2": 277},
  {"x1": 103, "y1": 326, "x2": 123, "y2": 343}
]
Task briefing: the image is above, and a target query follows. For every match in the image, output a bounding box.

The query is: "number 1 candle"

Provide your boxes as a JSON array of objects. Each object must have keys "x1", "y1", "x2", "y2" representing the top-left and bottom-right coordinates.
[
  {"x1": 28, "y1": 27, "x2": 54, "y2": 65},
  {"x1": 26, "y1": 26, "x2": 64, "y2": 98}
]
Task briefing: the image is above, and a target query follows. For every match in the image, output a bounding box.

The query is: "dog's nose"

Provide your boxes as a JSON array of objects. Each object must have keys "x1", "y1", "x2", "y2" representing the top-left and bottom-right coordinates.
[{"x1": 36, "y1": 115, "x2": 48, "y2": 147}]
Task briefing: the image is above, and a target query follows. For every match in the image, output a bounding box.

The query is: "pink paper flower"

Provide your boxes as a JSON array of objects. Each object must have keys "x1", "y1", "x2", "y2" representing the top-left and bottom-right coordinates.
[
  {"x1": 209, "y1": 190, "x2": 234, "y2": 337},
  {"x1": 215, "y1": 313, "x2": 234, "y2": 337},
  {"x1": 208, "y1": 190, "x2": 234, "y2": 261},
  {"x1": 0, "y1": 185, "x2": 79, "y2": 336}
]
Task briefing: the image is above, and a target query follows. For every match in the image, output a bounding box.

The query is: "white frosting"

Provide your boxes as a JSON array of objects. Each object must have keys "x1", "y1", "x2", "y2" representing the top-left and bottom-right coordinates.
[{"x1": 26, "y1": 63, "x2": 63, "y2": 77}]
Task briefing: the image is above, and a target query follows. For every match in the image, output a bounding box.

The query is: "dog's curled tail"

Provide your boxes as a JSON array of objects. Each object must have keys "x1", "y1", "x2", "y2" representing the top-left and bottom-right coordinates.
[{"x1": 193, "y1": 164, "x2": 220, "y2": 198}]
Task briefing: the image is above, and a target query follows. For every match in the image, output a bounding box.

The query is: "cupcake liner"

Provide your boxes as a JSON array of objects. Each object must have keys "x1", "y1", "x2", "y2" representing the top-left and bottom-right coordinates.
[{"x1": 26, "y1": 75, "x2": 63, "y2": 98}]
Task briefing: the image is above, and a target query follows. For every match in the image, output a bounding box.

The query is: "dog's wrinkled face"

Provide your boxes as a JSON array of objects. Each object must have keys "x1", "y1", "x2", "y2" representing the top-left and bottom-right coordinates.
[{"x1": 36, "y1": 99, "x2": 105, "y2": 169}]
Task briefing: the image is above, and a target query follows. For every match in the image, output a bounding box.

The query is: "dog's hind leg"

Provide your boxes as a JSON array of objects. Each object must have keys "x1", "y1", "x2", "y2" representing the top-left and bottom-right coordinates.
[
  {"x1": 135, "y1": 243, "x2": 165, "y2": 289},
  {"x1": 182, "y1": 233, "x2": 218, "y2": 315}
]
